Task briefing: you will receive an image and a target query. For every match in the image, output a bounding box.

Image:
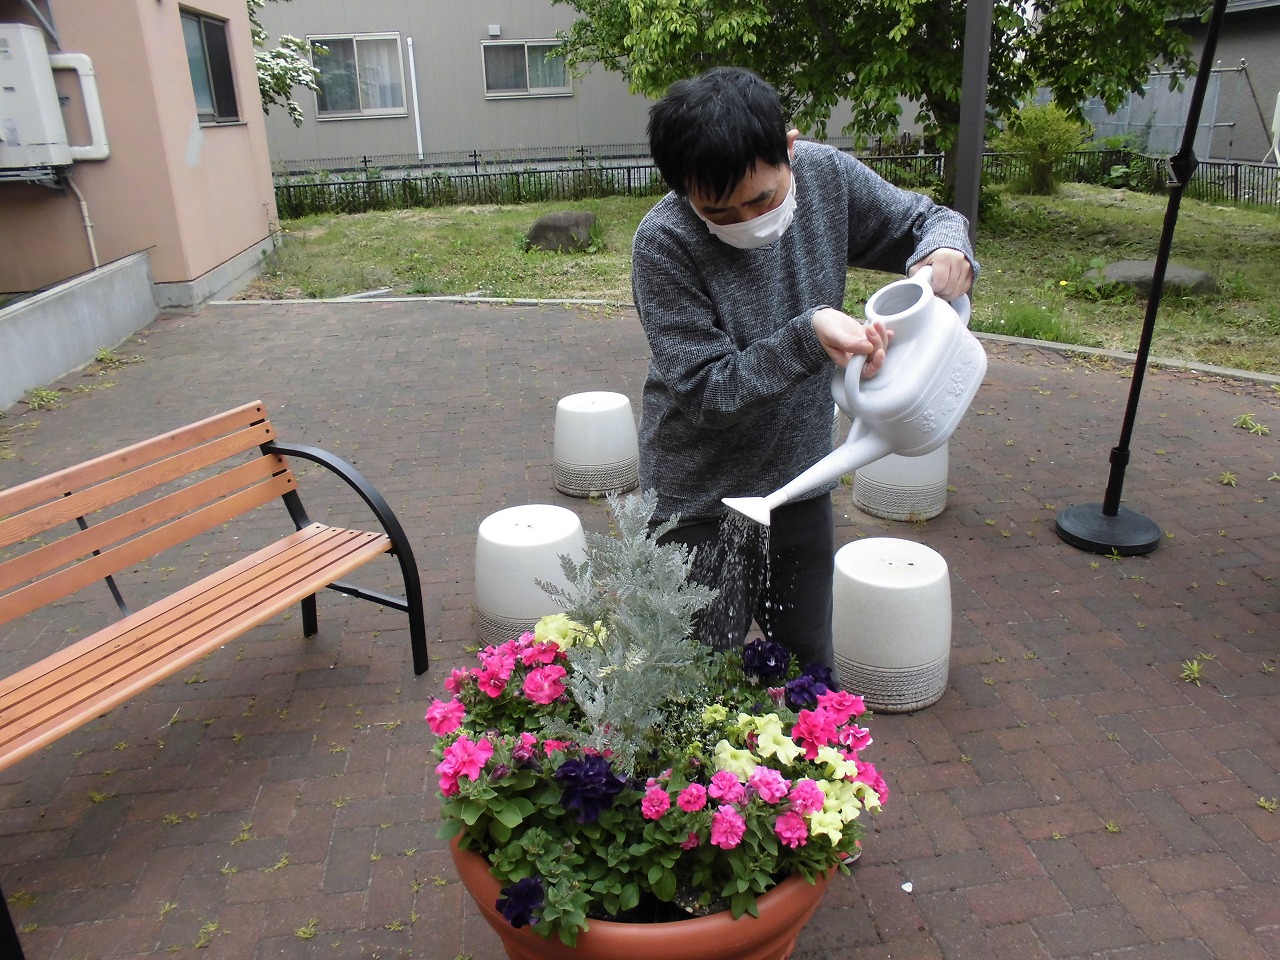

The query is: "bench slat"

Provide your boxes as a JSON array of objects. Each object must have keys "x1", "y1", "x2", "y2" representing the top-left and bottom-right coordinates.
[
  {"x1": 0, "y1": 523, "x2": 390, "y2": 771},
  {"x1": 0, "y1": 401, "x2": 272, "y2": 519},
  {"x1": 0, "y1": 473, "x2": 297, "y2": 626},
  {"x1": 0, "y1": 425, "x2": 286, "y2": 551},
  {"x1": 0, "y1": 455, "x2": 289, "y2": 597},
  {"x1": 1, "y1": 523, "x2": 383, "y2": 717}
]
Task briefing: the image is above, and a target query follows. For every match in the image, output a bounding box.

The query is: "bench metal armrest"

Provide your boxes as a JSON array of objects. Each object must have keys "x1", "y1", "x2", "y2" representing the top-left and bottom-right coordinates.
[{"x1": 261, "y1": 439, "x2": 428, "y2": 674}]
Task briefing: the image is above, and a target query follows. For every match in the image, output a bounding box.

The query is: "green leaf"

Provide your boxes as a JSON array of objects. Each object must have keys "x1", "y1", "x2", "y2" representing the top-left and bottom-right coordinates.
[
  {"x1": 494, "y1": 797, "x2": 536, "y2": 829},
  {"x1": 651, "y1": 868, "x2": 676, "y2": 902}
]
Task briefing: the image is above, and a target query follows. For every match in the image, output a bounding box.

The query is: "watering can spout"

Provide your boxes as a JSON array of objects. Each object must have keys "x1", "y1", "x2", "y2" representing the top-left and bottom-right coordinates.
[
  {"x1": 722, "y1": 266, "x2": 986, "y2": 527},
  {"x1": 722, "y1": 423, "x2": 890, "y2": 526}
]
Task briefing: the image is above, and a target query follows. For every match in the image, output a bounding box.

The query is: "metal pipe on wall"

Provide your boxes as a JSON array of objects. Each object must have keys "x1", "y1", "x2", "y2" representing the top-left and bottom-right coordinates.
[{"x1": 406, "y1": 36, "x2": 424, "y2": 161}]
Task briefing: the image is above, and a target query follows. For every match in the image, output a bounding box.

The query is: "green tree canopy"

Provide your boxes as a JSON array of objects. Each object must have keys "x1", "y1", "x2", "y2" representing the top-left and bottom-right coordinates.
[{"x1": 553, "y1": 0, "x2": 1204, "y2": 168}]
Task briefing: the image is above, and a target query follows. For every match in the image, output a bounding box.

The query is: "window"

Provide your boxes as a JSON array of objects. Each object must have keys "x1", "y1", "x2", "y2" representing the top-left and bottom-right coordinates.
[
  {"x1": 310, "y1": 34, "x2": 406, "y2": 119},
  {"x1": 182, "y1": 10, "x2": 239, "y2": 123},
  {"x1": 482, "y1": 41, "x2": 571, "y2": 98}
]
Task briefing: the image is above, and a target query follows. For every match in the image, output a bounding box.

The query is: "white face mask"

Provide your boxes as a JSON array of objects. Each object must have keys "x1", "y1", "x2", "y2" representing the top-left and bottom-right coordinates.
[{"x1": 694, "y1": 173, "x2": 797, "y2": 250}]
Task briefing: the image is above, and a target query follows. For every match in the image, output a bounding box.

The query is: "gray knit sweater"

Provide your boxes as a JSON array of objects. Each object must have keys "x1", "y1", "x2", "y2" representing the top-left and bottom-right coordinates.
[{"x1": 631, "y1": 140, "x2": 976, "y2": 524}]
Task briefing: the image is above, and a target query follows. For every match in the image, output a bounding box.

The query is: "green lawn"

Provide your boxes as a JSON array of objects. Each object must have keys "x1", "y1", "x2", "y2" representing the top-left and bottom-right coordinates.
[{"x1": 242, "y1": 184, "x2": 1280, "y2": 375}]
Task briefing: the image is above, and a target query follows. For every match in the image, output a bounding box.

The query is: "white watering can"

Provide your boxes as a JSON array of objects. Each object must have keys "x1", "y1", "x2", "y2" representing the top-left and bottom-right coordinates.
[{"x1": 723, "y1": 266, "x2": 987, "y2": 526}]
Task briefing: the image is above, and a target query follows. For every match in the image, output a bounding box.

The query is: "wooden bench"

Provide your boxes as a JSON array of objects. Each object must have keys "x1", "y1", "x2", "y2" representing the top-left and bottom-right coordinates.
[
  {"x1": 0, "y1": 400, "x2": 431, "y2": 957},
  {"x1": 0, "y1": 400, "x2": 428, "y2": 778}
]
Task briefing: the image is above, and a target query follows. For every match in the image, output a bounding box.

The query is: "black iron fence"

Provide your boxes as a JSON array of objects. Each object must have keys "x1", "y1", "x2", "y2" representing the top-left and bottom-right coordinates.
[
  {"x1": 273, "y1": 144, "x2": 654, "y2": 178},
  {"x1": 275, "y1": 165, "x2": 669, "y2": 218},
  {"x1": 274, "y1": 148, "x2": 1279, "y2": 219},
  {"x1": 1182, "y1": 158, "x2": 1280, "y2": 205}
]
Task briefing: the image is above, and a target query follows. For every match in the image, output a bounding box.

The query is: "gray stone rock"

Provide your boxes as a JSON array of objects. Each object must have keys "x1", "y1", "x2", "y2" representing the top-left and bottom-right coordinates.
[
  {"x1": 1084, "y1": 260, "x2": 1217, "y2": 296},
  {"x1": 525, "y1": 211, "x2": 596, "y2": 253}
]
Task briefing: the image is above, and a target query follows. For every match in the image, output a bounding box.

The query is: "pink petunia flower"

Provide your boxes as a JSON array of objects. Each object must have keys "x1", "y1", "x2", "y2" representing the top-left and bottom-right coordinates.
[
  {"x1": 641, "y1": 785, "x2": 671, "y2": 820},
  {"x1": 774, "y1": 810, "x2": 809, "y2": 848},
  {"x1": 425, "y1": 698, "x2": 466, "y2": 736},
  {"x1": 479, "y1": 644, "x2": 517, "y2": 680},
  {"x1": 838, "y1": 723, "x2": 873, "y2": 753},
  {"x1": 511, "y1": 732, "x2": 538, "y2": 763},
  {"x1": 436, "y1": 734, "x2": 493, "y2": 796},
  {"x1": 680, "y1": 831, "x2": 701, "y2": 850},
  {"x1": 791, "y1": 707, "x2": 839, "y2": 759},
  {"x1": 542, "y1": 739, "x2": 571, "y2": 756},
  {"x1": 523, "y1": 664, "x2": 568, "y2": 704},
  {"x1": 520, "y1": 641, "x2": 563, "y2": 667},
  {"x1": 816, "y1": 689, "x2": 866, "y2": 724},
  {"x1": 855, "y1": 762, "x2": 890, "y2": 804},
  {"x1": 443, "y1": 668, "x2": 470, "y2": 696},
  {"x1": 748, "y1": 766, "x2": 791, "y2": 804},
  {"x1": 787, "y1": 778, "x2": 826, "y2": 815},
  {"x1": 677, "y1": 783, "x2": 708, "y2": 813},
  {"x1": 710, "y1": 804, "x2": 747, "y2": 849},
  {"x1": 708, "y1": 770, "x2": 746, "y2": 804},
  {"x1": 474, "y1": 667, "x2": 508, "y2": 699}
]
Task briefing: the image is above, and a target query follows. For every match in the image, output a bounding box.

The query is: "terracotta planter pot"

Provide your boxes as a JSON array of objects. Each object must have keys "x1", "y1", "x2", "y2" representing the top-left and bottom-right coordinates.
[{"x1": 450, "y1": 837, "x2": 831, "y2": 960}]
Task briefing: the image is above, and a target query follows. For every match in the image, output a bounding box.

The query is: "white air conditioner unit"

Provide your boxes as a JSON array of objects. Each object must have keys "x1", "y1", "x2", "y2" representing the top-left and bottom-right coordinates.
[{"x1": 0, "y1": 22, "x2": 108, "y2": 172}]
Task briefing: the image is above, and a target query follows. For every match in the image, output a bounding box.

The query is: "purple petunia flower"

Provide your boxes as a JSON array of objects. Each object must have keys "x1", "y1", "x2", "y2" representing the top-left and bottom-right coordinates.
[
  {"x1": 785, "y1": 664, "x2": 834, "y2": 710},
  {"x1": 497, "y1": 875, "x2": 544, "y2": 927},
  {"x1": 743, "y1": 638, "x2": 791, "y2": 683},
  {"x1": 554, "y1": 754, "x2": 626, "y2": 823}
]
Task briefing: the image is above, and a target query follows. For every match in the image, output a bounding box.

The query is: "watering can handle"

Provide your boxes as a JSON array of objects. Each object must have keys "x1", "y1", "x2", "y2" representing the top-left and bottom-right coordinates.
[{"x1": 913, "y1": 263, "x2": 972, "y2": 326}]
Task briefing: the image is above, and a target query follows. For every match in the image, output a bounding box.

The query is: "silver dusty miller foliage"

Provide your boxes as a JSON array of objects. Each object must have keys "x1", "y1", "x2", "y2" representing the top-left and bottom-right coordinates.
[{"x1": 538, "y1": 491, "x2": 717, "y2": 775}]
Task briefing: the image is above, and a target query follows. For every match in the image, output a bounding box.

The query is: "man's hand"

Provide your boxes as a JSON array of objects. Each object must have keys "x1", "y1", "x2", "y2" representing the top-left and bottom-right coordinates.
[
  {"x1": 909, "y1": 248, "x2": 973, "y2": 301},
  {"x1": 813, "y1": 308, "x2": 892, "y2": 377}
]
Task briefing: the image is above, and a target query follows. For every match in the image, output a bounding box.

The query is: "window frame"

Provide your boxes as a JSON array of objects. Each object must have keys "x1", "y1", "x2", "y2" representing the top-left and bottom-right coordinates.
[
  {"x1": 481, "y1": 39, "x2": 572, "y2": 99},
  {"x1": 308, "y1": 32, "x2": 408, "y2": 121},
  {"x1": 181, "y1": 8, "x2": 240, "y2": 124}
]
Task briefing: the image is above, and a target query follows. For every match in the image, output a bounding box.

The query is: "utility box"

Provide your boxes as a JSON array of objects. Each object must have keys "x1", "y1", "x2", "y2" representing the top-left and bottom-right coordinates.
[{"x1": 0, "y1": 22, "x2": 73, "y2": 170}]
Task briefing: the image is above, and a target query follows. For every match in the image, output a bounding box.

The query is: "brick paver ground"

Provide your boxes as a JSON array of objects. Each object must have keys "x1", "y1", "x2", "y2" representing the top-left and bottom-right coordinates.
[{"x1": 1, "y1": 299, "x2": 1277, "y2": 959}]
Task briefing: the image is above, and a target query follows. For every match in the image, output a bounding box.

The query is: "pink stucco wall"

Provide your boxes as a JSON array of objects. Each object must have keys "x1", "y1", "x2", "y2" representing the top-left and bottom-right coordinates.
[{"x1": 0, "y1": 0, "x2": 277, "y2": 294}]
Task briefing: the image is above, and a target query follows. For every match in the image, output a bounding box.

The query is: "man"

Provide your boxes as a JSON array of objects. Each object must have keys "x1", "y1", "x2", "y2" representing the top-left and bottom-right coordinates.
[{"x1": 632, "y1": 66, "x2": 976, "y2": 677}]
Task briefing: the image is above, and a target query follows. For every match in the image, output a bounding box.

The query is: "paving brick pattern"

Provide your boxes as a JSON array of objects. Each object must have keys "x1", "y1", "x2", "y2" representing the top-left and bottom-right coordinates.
[{"x1": 1, "y1": 300, "x2": 1277, "y2": 959}]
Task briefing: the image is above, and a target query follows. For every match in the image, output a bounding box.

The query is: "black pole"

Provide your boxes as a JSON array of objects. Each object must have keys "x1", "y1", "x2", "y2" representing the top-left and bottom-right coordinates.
[
  {"x1": 1055, "y1": 0, "x2": 1230, "y2": 555},
  {"x1": 954, "y1": 0, "x2": 994, "y2": 247},
  {"x1": 1, "y1": 881, "x2": 26, "y2": 960}
]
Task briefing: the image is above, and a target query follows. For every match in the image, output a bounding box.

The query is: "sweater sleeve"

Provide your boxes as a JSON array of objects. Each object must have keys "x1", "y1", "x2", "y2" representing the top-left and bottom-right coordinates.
[
  {"x1": 631, "y1": 211, "x2": 832, "y2": 431},
  {"x1": 837, "y1": 152, "x2": 977, "y2": 277}
]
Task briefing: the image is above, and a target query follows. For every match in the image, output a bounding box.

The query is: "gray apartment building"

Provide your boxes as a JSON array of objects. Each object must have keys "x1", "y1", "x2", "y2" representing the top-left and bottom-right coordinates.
[{"x1": 254, "y1": 0, "x2": 655, "y2": 172}]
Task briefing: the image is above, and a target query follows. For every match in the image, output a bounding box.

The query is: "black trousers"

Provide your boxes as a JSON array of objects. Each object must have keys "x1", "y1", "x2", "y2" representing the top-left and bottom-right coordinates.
[{"x1": 657, "y1": 494, "x2": 836, "y2": 676}]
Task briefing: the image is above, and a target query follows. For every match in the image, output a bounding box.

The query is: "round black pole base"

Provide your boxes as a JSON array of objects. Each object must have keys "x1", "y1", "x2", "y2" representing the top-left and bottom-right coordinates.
[{"x1": 1055, "y1": 504, "x2": 1161, "y2": 556}]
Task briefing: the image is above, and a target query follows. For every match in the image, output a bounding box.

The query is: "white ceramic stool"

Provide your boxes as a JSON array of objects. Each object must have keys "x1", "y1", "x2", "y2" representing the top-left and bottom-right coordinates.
[
  {"x1": 475, "y1": 504, "x2": 586, "y2": 645},
  {"x1": 553, "y1": 392, "x2": 639, "y2": 498},
  {"x1": 832, "y1": 537, "x2": 951, "y2": 713},
  {"x1": 853, "y1": 443, "x2": 950, "y2": 522}
]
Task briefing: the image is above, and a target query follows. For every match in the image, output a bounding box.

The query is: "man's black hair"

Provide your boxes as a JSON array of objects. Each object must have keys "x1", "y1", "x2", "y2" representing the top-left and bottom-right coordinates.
[{"x1": 647, "y1": 67, "x2": 790, "y2": 201}]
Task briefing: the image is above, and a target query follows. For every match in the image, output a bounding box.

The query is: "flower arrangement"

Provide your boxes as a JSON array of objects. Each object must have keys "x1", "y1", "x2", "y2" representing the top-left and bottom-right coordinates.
[{"x1": 430, "y1": 493, "x2": 887, "y2": 946}]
